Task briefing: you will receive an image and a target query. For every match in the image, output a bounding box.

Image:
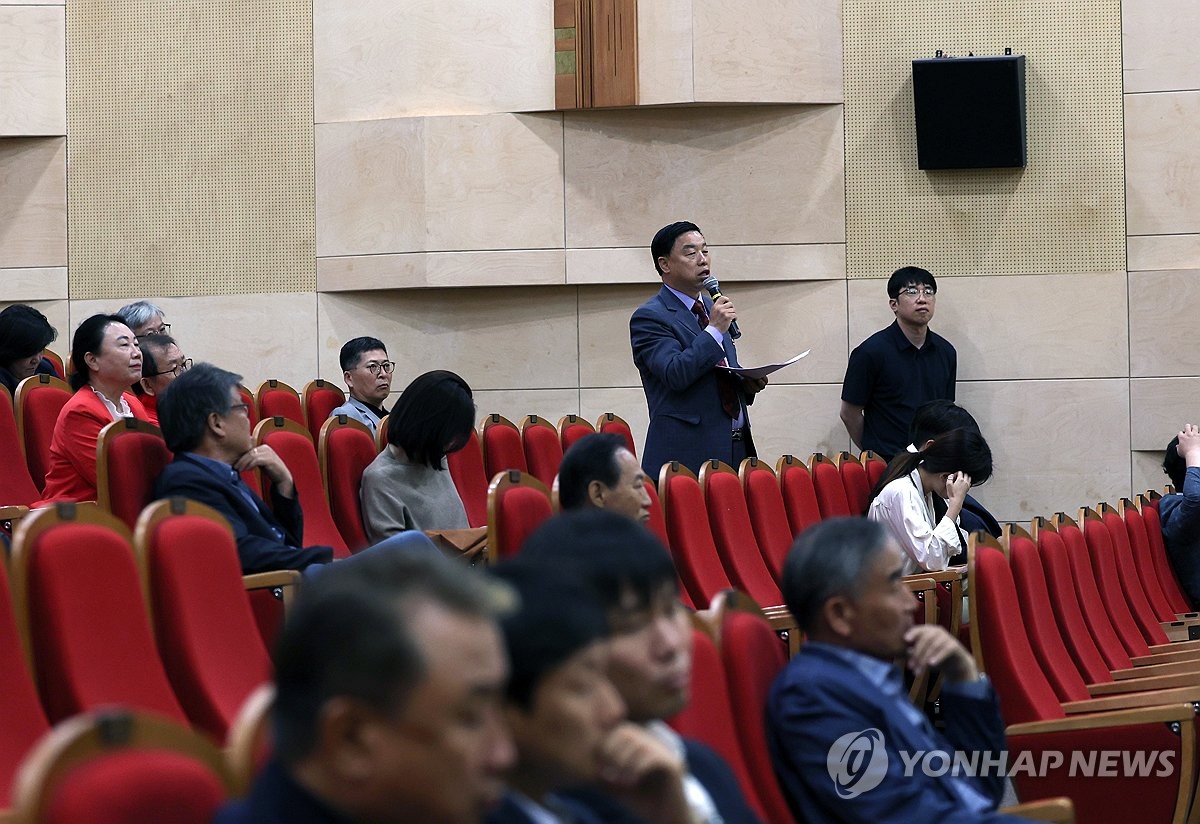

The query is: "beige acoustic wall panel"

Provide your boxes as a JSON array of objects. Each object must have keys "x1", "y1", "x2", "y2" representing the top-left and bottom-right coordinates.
[
  {"x1": 316, "y1": 114, "x2": 565, "y2": 263},
  {"x1": 314, "y1": 0, "x2": 554, "y2": 122},
  {"x1": 0, "y1": 5, "x2": 65, "y2": 136},
  {"x1": 564, "y1": 105, "x2": 844, "y2": 250},
  {"x1": 1125, "y1": 91, "x2": 1200, "y2": 238},
  {"x1": 1130, "y1": 378, "x2": 1200, "y2": 452},
  {"x1": 565, "y1": 243, "x2": 845, "y2": 286},
  {"x1": 1128, "y1": 269, "x2": 1200, "y2": 378},
  {"x1": 66, "y1": 0, "x2": 315, "y2": 299},
  {"x1": 843, "y1": 0, "x2": 1125, "y2": 278},
  {"x1": 1123, "y1": 0, "x2": 1200, "y2": 94},
  {"x1": 0, "y1": 137, "x2": 65, "y2": 268}
]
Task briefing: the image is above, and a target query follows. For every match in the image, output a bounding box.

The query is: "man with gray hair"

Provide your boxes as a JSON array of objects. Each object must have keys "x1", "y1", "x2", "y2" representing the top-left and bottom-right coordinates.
[
  {"x1": 116, "y1": 300, "x2": 170, "y2": 338},
  {"x1": 217, "y1": 550, "x2": 517, "y2": 824},
  {"x1": 767, "y1": 517, "x2": 1019, "y2": 823}
]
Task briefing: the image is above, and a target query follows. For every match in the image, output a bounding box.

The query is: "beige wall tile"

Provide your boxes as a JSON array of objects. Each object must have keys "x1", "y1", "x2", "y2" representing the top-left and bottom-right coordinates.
[
  {"x1": 0, "y1": 266, "x2": 66, "y2": 300},
  {"x1": 1132, "y1": 451, "x2": 1171, "y2": 498},
  {"x1": 636, "y1": 0, "x2": 694, "y2": 105},
  {"x1": 693, "y1": 0, "x2": 841, "y2": 103},
  {"x1": 847, "y1": 272, "x2": 1129, "y2": 381},
  {"x1": 0, "y1": 137, "x2": 64, "y2": 268},
  {"x1": 747, "y1": 382, "x2": 850, "y2": 464},
  {"x1": 471, "y1": 389, "x2": 581, "y2": 431},
  {"x1": 1125, "y1": 91, "x2": 1200, "y2": 236},
  {"x1": 563, "y1": 105, "x2": 844, "y2": 248},
  {"x1": 0, "y1": 1, "x2": 63, "y2": 4},
  {"x1": 1122, "y1": 0, "x2": 1200, "y2": 94},
  {"x1": 0, "y1": 6, "x2": 64, "y2": 135},
  {"x1": 69, "y1": 293, "x2": 319, "y2": 390},
  {"x1": 317, "y1": 288, "x2": 579, "y2": 392},
  {"x1": 1128, "y1": 235, "x2": 1200, "y2": 272},
  {"x1": 316, "y1": 114, "x2": 565, "y2": 257},
  {"x1": 580, "y1": 387, "x2": 650, "y2": 458},
  {"x1": 565, "y1": 243, "x2": 845, "y2": 285},
  {"x1": 313, "y1": 0, "x2": 553, "y2": 122},
  {"x1": 1129, "y1": 269, "x2": 1200, "y2": 377},
  {"x1": 1130, "y1": 378, "x2": 1200, "y2": 451},
  {"x1": 317, "y1": 250, "x2": 566, "y2": 292},
  {"x1": 958, "y1": 379, "x2": 1131, "y2": 522}
]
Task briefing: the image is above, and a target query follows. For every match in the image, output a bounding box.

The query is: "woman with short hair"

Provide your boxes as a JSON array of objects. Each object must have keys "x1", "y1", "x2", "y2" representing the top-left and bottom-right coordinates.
[{"x1": 0, "y1": 304, "x2": 59, "y2": 397}]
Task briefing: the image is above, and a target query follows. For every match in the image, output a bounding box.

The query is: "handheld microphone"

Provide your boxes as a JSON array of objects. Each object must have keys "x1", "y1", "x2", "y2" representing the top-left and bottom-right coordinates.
[{"x1": 702, "y1": 276, "x2": 741, "y2": 340}]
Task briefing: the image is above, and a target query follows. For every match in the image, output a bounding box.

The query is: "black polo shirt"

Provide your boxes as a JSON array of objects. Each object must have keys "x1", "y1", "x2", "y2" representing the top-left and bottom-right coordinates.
[{"x1": 841, "y1": 320, "x2": 957, "y2": 460}]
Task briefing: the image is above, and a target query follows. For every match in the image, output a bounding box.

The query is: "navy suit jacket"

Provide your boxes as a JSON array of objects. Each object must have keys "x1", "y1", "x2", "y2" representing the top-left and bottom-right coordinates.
[
  {"x1": 214, "y1": 761, "x2": 351, "y2": 823},
  {"x1": 630, "y1": 285, "x2": 754, "y2": 478},
  {"x1": 767, "y1": 645, "x2": 1023, "y2": 824},
  {"x1": 486, "y1": 792, "x2": 609, "y2": 824},
  {"x1": 154, "y1": 454, "x2": 332, "y2": 574}
]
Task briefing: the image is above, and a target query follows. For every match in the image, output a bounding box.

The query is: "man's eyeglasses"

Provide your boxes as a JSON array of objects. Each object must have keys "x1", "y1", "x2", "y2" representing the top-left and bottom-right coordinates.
[
  {"x1": 136, "y1": 323, "x2": 172, "y2": 338},
  {"x1": 227, "y1": 402, "x2": 250, "y2": 415},
  {"x1": 360, "y1": 360, "x2": 396, "y2": 376},
  {"x1": 145, "y1": 358, "x2": 192, "y2": 378},
  {"x1": 898, "y1": 287, "x2": 936, "y2": 298}
]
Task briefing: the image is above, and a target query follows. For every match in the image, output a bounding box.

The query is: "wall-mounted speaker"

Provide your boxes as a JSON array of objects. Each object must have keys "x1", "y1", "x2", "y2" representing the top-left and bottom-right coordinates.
[{"x1": 912, "y1": 55, "x2": 1026, "y2": 170}]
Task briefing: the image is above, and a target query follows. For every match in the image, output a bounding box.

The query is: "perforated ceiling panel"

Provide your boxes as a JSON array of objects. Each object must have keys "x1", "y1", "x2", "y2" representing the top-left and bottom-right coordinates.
[
  {"x1": 842, "y1": 0, "x2": 1124, "y2": 278},
  {"x1": 66, "y1": 0, "x2": 315, "y2": 299}
]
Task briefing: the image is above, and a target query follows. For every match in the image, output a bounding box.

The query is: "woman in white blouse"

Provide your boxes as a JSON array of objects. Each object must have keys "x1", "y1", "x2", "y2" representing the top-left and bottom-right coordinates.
[{"x1": 866, "y1": 427, "x2": 992, "y2": 574}]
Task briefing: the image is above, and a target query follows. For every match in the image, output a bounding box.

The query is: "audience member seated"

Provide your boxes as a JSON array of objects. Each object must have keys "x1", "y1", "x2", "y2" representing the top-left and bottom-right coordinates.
[
  {"x1": 867, "y1": 428, "x2": 993, "y2": 573},
  {"x1": 135, "y1": 333, "x2": 190, "y2": 426},
  {"x1": 328, "y1": 336, "x2": 393, "y2": 438},
  {"x1": 360, "y1": 370, "x2": 472, "y2": 541},
  {"x1": 767, "y1": 518, "x2": 1020, "y2": 823},
  {"x1": 1160, "y1": 424, "x2": 1200, "y2": 606},
  {"x1": 116, "y1": 300, "x2": 170, "y2": 338},
  {"x1": 0, "y1": 304, "x2": 59, "y2": 396},
  {"x1": 217, "y1": 550, "x2": 516, "y2": 824},
  {"x1": 520, "y1": 510, "x2": 762, "y2": 824},
  {"x1": 488, "y1": 560, "x2": 694, "y2": 824},
  {"x1": 154, "y1": 363, "x2": 334, "y2": 573},
  {"x1": 557, "y1": 433, "x2": 652, "y2": 525},
  {"x1": 906, "y1": 400, "x2": 1001, "y2": 537},
  {"x1": 37, "y1": 313, "x2": 148, "y2": 505}
]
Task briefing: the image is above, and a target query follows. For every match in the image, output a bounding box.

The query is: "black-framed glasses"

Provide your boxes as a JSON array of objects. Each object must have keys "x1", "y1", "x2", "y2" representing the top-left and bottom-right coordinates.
[
  {"x1": 136, "y1": 322, "x2": 172, "y2": 339},
  {"x1": 145, "y1": 358, "x2": 192, "y2": 378},
  {"x1": 898, "y1": 286, "x2": 936, "y2": 298},
  {"x1": 227, "y1": 402, "x2": 250, "y2": 415},
  {"x1": 361, "y1": 360, "x2": 396, "y2": 376}
]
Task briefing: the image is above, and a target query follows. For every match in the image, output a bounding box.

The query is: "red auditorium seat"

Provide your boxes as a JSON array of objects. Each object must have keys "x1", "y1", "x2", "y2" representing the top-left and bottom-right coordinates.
[
  {"x1": 302, "y1": 379, "x2": 346, "y2": 442},
  {"x1": 317, "y1": 415, "x2": 375, "y2": 552},
  {"x1": 1138, "y1": 494, "x2": 1196, "y2": 615},
  {"x1": 738, "y1": 458, "x2": 795, "y2": 584},
  {"x1": 11, "y1": 709, "x2": 232, "y2": 824},
  {"x1": 14, "y1": 373, "x2": 71, "y2": 492},
  {"x1": 861, "y1": 449, "x2": 887, "y2": 491},
  {"x1": 9, "y1": 504, "x2": 188, "y2": 724},
  {"x1": 254, "y1": 380, "x2": 304, "y2": 433},
  {"x1": 226, "y1": 684, "x2": 274, "y2": 797},
  {"x1": 519, "y1": 414, "x2": 562, "y2": 488},
  {"x1": 556, "y1": 413, "x2": 595, "y2": 452},
  {"x1": 596, "y1": 412, "x2": 636, "y2": 458},
  {"x1": 658, "y1": 462, "x2": 732, "y2": 609},
  {"x1": 40, "y1": 348, "x2": 65, "y2": 379},
  {"x1": 775, "y1": 455, "x2": 822, "y2": 538},
  {"x1": 480, "y1": 414, "x2": 526, "y2": 480},
  {"x1": 698, "y1": 461, "x2": 781, "y2": 607},
  {"x1": 809, "y1": 452, "x2": 852, "y2": 518},
  {"x1": 1121, "y1": 498, "x2": 1196, "y2": 622},
  {"x1": 447, "y1": 429, "x2": 489, "y2": 528},
  {"x1": 236, "y1": 384, "x2": 259, "y2": 430},
  {"x1": 486, "y1": 470, "x2": 552, "y2": 561},
  {"x1": 254, "y1": 416, "x2": 350, "y2": 558},
  {"x1": 133, "y1": 499, "x2": 273, "y2": 741},
  {"x1": 95, "y1": 418, "x2": 172, "y2": 530},
  {"x1": 835, "y1": 450, "x2": 872, "y2": 515},
  {"x1": 0, "y1": 385, "x2": 40, "y2": 512},
  {"x1": 375, "y1": 413, "x2": 389, "y2": 451}
]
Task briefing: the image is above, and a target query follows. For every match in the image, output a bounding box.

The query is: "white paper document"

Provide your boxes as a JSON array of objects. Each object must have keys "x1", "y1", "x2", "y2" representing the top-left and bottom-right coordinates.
[{"x1": 716, "y1": 350, "x2": 810, "y2": 380}]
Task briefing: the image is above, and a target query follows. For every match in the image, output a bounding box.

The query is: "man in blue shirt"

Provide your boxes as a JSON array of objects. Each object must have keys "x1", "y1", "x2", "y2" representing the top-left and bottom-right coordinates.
[{"x1": 1159, "y1": 424, "x2": 1200, "y2": 606}]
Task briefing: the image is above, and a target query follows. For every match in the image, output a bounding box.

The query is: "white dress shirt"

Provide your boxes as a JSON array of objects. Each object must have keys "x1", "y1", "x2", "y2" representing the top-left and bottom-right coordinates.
[{"x1": 867, "y1": 467, "x2": 963, "y2": 574}]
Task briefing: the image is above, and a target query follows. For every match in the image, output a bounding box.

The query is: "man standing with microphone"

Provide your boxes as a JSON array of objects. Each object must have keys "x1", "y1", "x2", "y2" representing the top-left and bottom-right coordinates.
[{"x1": 630, "y1": 221, "x2": 768, "y2": 479}]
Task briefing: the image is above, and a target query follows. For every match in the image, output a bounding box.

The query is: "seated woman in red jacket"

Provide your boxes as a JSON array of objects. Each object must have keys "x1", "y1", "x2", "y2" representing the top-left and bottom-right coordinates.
[{"x1": 38, "y1": 314, "x2": 148, "y2": 504}]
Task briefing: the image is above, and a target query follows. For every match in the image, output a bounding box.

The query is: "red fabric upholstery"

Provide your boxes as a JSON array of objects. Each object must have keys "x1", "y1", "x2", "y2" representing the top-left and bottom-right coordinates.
[
  {"x1": 643, "y1": 481, "x2": 670, "y2": 551},
  {"x1": 1080, "y1": 517, "x2": 1157, "y2": 654},
  {"x1": 0, "y1": 386, "x2": 39, "y2": 506},
  {"x1": 777, "y1": 459, "x2": 821, "y2": 538},
  {"x1": 558, "y1": 416, "x2": 595, "y2": 452},
  {"x1": 481, "y1": 417, "x2": 526, "y2": 479},
  {"x1": 972, "y1": 545, "x2": 1066, "y2": 724},
  {"x1": 668, "y1": 629, "x2": 768, "y2": 823},
  {"x1": 101, "y1": 427, "x2": 172, "y2": 529},
  {"x1": 863, "y1": 454, "x2": 886, "y2": 491},
  {"x1": 1005, "y1": 537, "x2": 1091, "y2": 702},
  {"x1": 718, "y1": 611, "x2": 792, "y2": 824},
  {"x1": 1124, "y1": 505, "x2": 1180, "y2": 621},
  {"x1": 702, "y1": 468, "x2": 781, "y2": 606},
  {"x1": 18, "y1": 379, "x2": 70, "y2": 491},
  {"x1": 521, "y1": 419, "x2": 563, "y2": 487},
  {"x1": 1099, "y1": 509, "x2": 1170, "y2": 644},
  {"x1": 1057, "y1": 523, "x2": 1137, "y2": 669},
  {"x1": 303, "y1": 381, "x2": 345, "y2": 442},
  {"x1": 144, "y1": 515, "x2": 272, "y2": 741},
  {"x1": 24, "y1": 523, "x2": 187, "y2": 723},
  {"x1": 838, "y1": 457, "x2": 871, "y2": 516},
  {"x1": 255, "y1": 382, "x2": 303, "y2": 430},
  {"x1": 260, "y1": 427, "x2": 350, "y2": 558},
  {"x1": 740, "y1": 463, "x2": 793, "y2": 583},
  {"x1": 491, "y1": 483, "x2": 552, "y2": 560},
  {"x1": 238, "y1": 387, "x2": 258, "y2": 430},
  {"x1": 597, "y1": 413, "x2": 636, "y2": 458},
  {"x1": 447, "y1": 430, "x2": 489, "y2": 528},
  {"x1": 1034, "y1": 530, "x2": 1117, "y2": 683},
  {"x1": 41, "y1": 349, "x2": 65, "y2": 379},
  {"x1": 661, "y1": 473, "x2": 732, "y2": 609},
  {"x1": 322, "y1": 421, "x2": 375, "y2": 552},
  {"x1": 42, "y1": 749, "x2": 227, "y2": 824},
  {"x1": 810, "y1": 458, "x2": 851, "y2": 518},
  {"x1": 1141, "y1": 503, "x2": 1194, "y2": 613},
  {"x1": 0, "y1": 556, "x2": 50, "y2": 808}
]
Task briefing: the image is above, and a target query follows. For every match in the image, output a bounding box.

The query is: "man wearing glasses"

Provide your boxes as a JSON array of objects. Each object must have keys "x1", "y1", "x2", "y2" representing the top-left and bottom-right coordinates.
[
  {"x1": 840, "y1": 267, "x2": 957, "y2": 460},
  {"x1": 329, "y1": 336, "x2": 394, "y2": 438},
  {"x1": 116, "y1": 300, "x2": 171, "y2": 338},
  {"x1": 135, "y1": 333, "x2": 191, "y2": 426}
]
